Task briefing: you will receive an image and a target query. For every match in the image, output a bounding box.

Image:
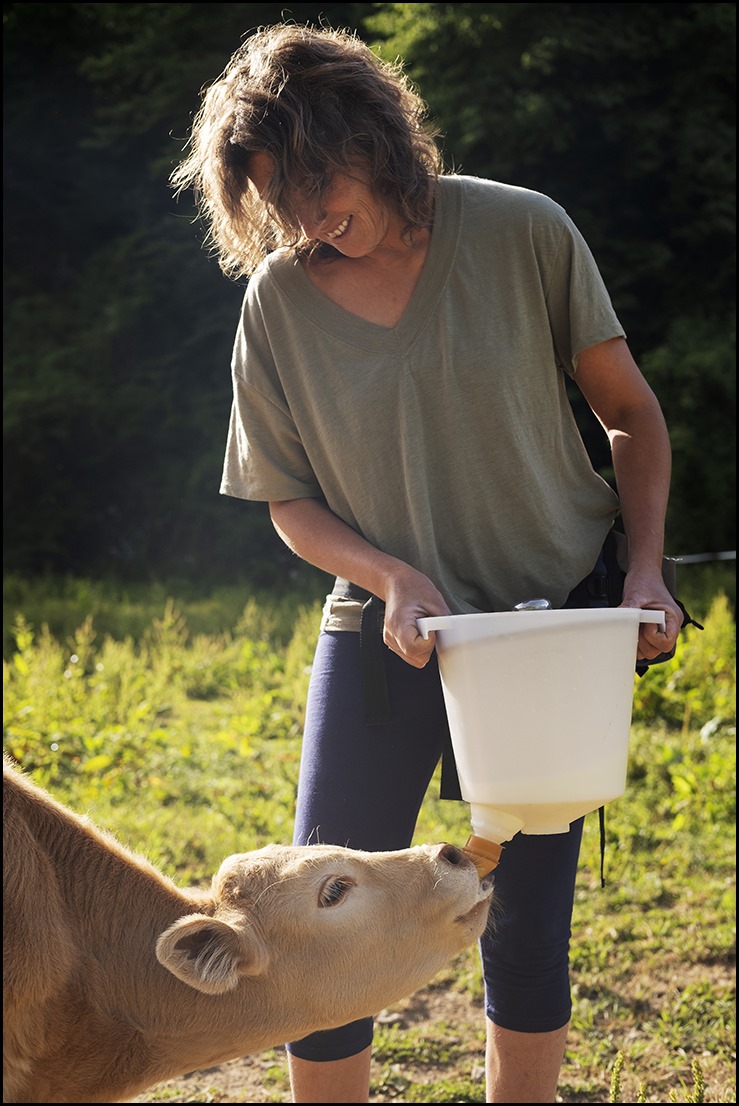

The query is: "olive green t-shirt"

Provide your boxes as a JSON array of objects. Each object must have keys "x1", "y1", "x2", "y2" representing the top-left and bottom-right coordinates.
[{"x1": 220, "y1": 175, "x2": 623, "y2": 617}]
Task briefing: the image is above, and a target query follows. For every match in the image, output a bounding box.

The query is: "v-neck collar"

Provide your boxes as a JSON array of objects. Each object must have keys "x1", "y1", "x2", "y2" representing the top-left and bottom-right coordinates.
[{"x1": 269, "y1": 176, "x2": 462, "y2": 353}]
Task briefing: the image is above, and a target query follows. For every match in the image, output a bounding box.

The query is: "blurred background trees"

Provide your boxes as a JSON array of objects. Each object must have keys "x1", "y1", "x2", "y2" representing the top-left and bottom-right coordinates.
[{"x1": 3, "y1": 2, "x2": 735, "y2": 587}]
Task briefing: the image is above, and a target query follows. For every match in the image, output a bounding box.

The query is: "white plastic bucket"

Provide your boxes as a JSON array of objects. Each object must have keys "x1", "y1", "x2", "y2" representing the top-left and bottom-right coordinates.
[{"x1": 418, "y1": 608, "x2": 664, "y2": 843}]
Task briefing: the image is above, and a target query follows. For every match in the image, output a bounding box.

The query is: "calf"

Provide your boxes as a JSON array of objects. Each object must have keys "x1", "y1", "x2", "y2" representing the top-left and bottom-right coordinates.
[{"x1": 3, "y1": 757, "x2": 493, "y2": 1103}]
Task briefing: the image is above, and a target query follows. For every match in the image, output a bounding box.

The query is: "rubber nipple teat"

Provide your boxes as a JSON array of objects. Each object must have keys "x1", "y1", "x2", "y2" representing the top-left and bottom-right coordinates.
[{"x1": 462, "y1": 834, "x2": 504, "y2": 878}]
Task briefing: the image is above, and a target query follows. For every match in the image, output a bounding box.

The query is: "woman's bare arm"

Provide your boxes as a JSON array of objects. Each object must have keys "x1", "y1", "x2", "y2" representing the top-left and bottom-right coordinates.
[
  {"x1": 575, "y1": 336, "x2": 683, "y2": 660},
  {"x1": 269, "y1": 497, "x2": 450, "y2": 666}
]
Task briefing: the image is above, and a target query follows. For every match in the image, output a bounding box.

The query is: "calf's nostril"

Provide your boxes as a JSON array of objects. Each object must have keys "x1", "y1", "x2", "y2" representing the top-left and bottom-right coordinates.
[{"x1": 439, "y1": 843, "x2": 465, "y2": 866}]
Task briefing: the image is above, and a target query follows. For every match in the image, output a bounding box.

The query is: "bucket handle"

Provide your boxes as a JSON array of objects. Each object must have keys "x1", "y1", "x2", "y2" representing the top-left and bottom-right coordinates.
[
  {"x1": 417, "y1": 617, "x2": 446, "y2": 639},
  {"x1": 636, "y1": 610, "x2": 667, "y2": 627},
  {"x1": 417, "y1": 608, "x2": 666, "y2": 639}
]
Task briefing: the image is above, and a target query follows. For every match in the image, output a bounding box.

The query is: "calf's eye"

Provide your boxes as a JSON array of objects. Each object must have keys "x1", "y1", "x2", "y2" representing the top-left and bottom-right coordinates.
[{"x1": 318, "y1": 875, "x2": 356, "y2": 908}]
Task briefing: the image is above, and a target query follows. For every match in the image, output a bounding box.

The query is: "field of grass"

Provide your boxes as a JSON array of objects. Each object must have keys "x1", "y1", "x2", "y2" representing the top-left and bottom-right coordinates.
[{"x1": 3, "y1": 574, "x2": 736, "y2": 1102}]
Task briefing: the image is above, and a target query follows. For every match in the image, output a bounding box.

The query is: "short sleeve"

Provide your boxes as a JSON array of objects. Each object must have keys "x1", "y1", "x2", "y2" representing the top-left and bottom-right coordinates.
[
  {"x1": 543, "y1": 211, "x2": 625, "y2": 376},
  {"x1": 219, "y1": 290, "x2": 322, "y2": 503}
]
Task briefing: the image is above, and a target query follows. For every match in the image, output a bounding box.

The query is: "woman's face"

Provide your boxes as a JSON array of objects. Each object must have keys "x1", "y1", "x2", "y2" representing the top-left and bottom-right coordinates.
[{"x1": 248, "y1": 152, "x2": 398, "y2": 257}]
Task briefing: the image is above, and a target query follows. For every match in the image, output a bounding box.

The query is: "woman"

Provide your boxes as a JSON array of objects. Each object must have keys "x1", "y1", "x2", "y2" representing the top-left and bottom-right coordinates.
[{"x1": 171, "y1": 23, "x2": 682, "y2": 1103}]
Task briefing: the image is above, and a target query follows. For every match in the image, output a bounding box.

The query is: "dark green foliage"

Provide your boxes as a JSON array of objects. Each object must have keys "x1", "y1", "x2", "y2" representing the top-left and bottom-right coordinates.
[
  {"x1": 3, "y1": 3, "x2": 735, "y2": 582},
  {"x1": 641, "y1": 315, "x2": 736, "y2": 554},
  {"x1": 3, "y1": 2, "x2": 370, "y2": 584}
]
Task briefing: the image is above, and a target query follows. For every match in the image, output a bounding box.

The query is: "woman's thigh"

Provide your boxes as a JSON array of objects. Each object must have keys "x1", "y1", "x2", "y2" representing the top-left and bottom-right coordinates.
[{"x1": 293, "y1": 630, "x2": 450, "y2": 851}]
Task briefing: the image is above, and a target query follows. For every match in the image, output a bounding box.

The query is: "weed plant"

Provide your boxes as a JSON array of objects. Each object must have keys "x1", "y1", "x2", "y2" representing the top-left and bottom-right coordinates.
[{"x1": 3, "y1": 579, "x2": 735, "y2": 1102}]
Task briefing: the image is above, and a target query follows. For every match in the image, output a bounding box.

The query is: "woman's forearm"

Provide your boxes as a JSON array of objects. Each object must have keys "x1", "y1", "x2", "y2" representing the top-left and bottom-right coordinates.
[
  {"x1": 269, "y1": 497, "x2": 408, "y2": 601},
  {"x1": 269, "y1": 497, "x2": 450, "y2": 665},
  {"x1": 609, "y1": 403, "x2": 672, "y2": 571}
]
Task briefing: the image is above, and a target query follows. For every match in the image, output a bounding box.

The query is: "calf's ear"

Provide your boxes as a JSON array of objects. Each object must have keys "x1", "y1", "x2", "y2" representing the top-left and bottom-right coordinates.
[{"x1": 156, "y1": 913, "x2": 271, "y2": 993}]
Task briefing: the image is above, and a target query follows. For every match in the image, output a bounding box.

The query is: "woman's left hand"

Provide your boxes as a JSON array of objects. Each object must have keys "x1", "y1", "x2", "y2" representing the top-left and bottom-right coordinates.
[{"x1": 620, "y1": 569, "x2": 683, "y2": 662}]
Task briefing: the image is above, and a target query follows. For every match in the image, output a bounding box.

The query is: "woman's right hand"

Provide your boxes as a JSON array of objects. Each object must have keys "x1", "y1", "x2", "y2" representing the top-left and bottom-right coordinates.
[
  {"x1": 268, "y1": 498, "x2": 450, "y2": 666},
  {"x1": 382, "y1": 568, "x2": 451, "y2": 668}
]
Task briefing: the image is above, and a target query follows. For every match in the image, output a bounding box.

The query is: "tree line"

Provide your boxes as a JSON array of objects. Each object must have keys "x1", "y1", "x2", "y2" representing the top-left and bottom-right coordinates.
[{"x1": 3, "y1": 2, "x2": 735, "y2": 588}]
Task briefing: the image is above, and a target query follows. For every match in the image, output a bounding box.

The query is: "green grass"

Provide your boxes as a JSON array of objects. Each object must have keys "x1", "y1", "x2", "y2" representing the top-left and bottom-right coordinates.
[{"x1": 3, "y1": 577, "x2": 735, "y2": 1102}]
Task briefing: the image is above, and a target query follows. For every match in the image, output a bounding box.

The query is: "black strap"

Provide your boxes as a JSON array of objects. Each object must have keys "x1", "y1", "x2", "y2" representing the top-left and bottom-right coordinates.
[
  {"x1": 334, "y1": 579, "x2": 390, "y2": 726},
  {"x1": 359, "y1": 594, "x2": 390, "y2": 725}
]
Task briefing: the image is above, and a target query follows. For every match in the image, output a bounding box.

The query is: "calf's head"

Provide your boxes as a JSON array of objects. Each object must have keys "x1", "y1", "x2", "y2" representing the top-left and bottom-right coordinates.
[{"x1": 156, "y1": 841, "x2": 492, "y2": 1022}]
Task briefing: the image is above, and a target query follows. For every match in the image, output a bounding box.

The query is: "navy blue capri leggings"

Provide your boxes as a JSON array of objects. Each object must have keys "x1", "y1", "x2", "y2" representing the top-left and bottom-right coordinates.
[{"x1": 286, "y1": 564, "x2": 606, "y2": 1062}]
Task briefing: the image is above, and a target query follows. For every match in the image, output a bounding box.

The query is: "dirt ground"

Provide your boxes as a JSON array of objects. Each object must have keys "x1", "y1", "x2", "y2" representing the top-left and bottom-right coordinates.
[{"x1": 132, "y1": 963, "x2": 735, "y2": 1104}]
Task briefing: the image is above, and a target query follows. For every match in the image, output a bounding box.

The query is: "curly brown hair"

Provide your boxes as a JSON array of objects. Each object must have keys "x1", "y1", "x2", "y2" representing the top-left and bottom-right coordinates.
[{"x1": 170, "y1": 23, "x2": 444, "y2": 279}]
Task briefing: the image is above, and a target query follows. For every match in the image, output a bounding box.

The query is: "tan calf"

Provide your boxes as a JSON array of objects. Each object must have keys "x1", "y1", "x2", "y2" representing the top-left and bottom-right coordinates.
[{"x1": 3, "y1": 757, "x2": 493, "y2": 1103}]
